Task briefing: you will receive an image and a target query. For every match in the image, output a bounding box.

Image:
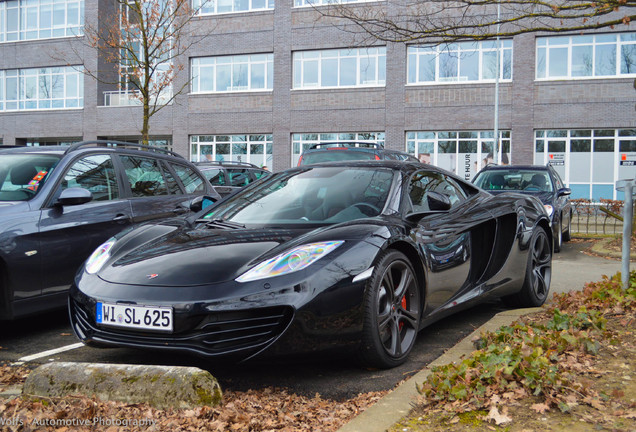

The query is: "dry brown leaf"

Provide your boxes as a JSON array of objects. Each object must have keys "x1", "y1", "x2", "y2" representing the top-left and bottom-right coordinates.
[
  {"x1": 531, "y1": 402, "x2": 550, "y2": 414},
  {"x1": 485, "y1": 406, "x2": 512, "y2": 425}
]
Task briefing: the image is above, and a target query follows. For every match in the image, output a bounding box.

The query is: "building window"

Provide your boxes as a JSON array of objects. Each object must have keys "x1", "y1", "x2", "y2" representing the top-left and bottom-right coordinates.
[
  {"x1": 25, "y1": 138, "x2": 81, "y2": 146},
  {"x1": 292, "y1": 132, "x2": 385, "y2": 166},
  {"x1": 535, "y1": 129, "x2": 636, "y2": 200},
  {"x1": 406, "y1": 131, "x2": 511, "y2": 181},
  {"x1": 407, "y1": 40, "x2": 513, "y2": 85},
  {"x1": 293, "y1": 47, "x2": 386, "y2": 89},
  {"x1": 191, "y1": 54, "x2": 273, "y2": 93},
  {"x1": 536, "y1": 32, "x2": 636, "y2": 80},
  {"x1": 193, "y1": 0, "x2": 274, "y2": 15},
  {"x1": 190, "y1": 135, "x2": 273, "y2": 168},
  {"x1": 294, "y1": 0, "x2": 383, "y2": 6},
  {"x1": 0, "y1": 66, "x2": 83, "y2": 111},
  {"x1": 0, "y1": 0, "x2": 83, "y2": 43}
]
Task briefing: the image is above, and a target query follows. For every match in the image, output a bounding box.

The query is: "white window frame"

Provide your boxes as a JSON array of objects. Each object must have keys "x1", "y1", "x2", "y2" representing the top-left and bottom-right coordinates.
[
  {"x1": 192, "y1": 0, "x2": 274, "y2": 16},
  {"x1": 292, "y1": 47, "x2": 386, "y2": 90},
  {"x1": 191, "y1": 54, "x2": 274, "y2": 94},
  {"x1": 536, "y1": 32, "x2": 636, "y2": 80},
  {"x1": 407, "y1": 40, "x2": 513, "y2": 85},
  {"x1": 0, "y1": 0, "x2": 83, "y2": 43},
  {"x1": 0, "y1": 66, "x2": 83, "y2": 112},
  {"x1": 190, "y1": 134, "x2": 273, "y2": 168},
  {"x1": 534, "y1": 129, "x2": 636, "y2": 200},
  {"x1": 292, "y1": 132, "x2": 385, "y2": 166},
  {"x1": 406, "y1": 131, "x2": 511, "y2": 180}
]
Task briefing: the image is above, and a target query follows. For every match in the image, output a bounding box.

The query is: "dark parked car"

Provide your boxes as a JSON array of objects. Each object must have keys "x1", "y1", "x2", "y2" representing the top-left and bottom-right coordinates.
[
  {"x1": 70, "y1": 161, "x2": 552, "y2": 368},
  {"x1": 195, "y1": 161, "x2": 270, "y2": 197},
  {"x1": 0, "y1": 141, "x2": 220, "y2": 320},
  {"x1": 472, "y1": 164, "x2": 572, "y2": 252},
  {"x1": 297, "y1": 142, "x2": 419, "y2": 166}
]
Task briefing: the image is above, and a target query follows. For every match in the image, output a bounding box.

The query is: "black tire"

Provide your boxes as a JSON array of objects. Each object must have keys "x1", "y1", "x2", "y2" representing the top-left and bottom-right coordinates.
[
  {"x1": 503, "y1": 227, "x2": 552, "y2": 308},
  {"x1": 562, "y1": 212, "x2": 572, "y2": 242},
  {"x1": 358, "y1": 250, "x2": 421, "y2": 369},
  {"x1": 553, "y1": 219, "x2": 562, "y2": 253}
]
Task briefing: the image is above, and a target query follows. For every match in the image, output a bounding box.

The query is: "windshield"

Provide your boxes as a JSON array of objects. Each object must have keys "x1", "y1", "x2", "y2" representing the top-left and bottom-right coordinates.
[
  {"x1": 300, "y1": 150, "x2": 376, "y2": 165},
  {"x1": 474, "y1": 169, "x2": 553, "y2": 193},
  {"x1": 202, "y1": 166, "x2": 395, "y2": 226},
  {"x1": 0, "y1": 154, "x2": 61, "y2": 201}
]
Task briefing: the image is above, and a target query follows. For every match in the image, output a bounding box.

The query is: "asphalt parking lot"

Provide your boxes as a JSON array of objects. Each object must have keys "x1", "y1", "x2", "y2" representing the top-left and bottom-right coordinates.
[{"x1": 0, "y1": 240, "x2": 625, "y2": 400}]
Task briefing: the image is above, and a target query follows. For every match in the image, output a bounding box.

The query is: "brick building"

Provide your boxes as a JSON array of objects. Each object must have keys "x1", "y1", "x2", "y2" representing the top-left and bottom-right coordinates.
[{"x1": 0, "y1": 0, "x2": 634, "y2": 199}]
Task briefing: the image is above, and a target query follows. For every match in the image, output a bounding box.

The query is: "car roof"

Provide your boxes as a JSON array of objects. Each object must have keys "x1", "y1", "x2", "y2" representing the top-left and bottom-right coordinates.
[
  {"x1": 306, "y1": 142, "x2": 381, "y2": 150},
  {"x1": 0, "y1": 140, "x2": 186, "y2": 160},
  {"x1": 477, "y1": 164, "x2": 550, "y2": 172},
  {"x1": 196, "y1": 161, "x2": 261, "y2": 168},
  {"x1": 289, "y1": 159, "x2": 439, "y2": 174},
  {"x1": 289, "y1": 160, "x2": 476, "y2": 189}
]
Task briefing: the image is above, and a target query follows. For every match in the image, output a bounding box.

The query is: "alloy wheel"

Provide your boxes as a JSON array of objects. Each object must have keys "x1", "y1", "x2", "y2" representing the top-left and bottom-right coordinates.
[{"x1": 375, "y1": 260, "x2": 420, "y2": 358}]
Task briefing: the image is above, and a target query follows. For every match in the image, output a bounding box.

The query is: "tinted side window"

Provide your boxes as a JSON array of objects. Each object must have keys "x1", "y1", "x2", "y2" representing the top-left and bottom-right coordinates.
[
  {"x1": 227, "y1": 169, "x2": 250, "y2": 187},
  {"x1": 62, "y1": 155, "x2": 119, "y2": 201},
  {"x1": 202, "y1": 168, "x2": 225, "y2": 186},
  {"x1": 408, "y1": 171, "x2": 465, "y2": 211},
  {"x1": 162, "y1": 163, "x2": 182, "y2": 195},
  {"x1": 120, "y1": 155, "x2": 169, "y2": 197},
  {"x1": 171, "y1": 163, "x2": 206, "y2": 194},
  {"x1": 252, "y1": 169, "x2": 269, "y2": 180}
]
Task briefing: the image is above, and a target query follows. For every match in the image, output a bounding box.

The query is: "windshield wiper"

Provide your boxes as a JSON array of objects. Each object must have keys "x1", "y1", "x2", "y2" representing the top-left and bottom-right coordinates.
[{"x1": 195, "y1": 218, "x2": 246, "y2": 230}]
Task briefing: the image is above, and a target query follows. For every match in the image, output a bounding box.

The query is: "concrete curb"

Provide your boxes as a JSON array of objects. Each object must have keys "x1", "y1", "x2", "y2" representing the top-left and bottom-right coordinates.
[
  {"x1": 589, "y1": 237, "x2": 636, "y2": 260},
  {"x1": 335, "y1": 307, "x2": 543, "y2": 432},
  {"x1": 22, "y1": 362, "x2": 223, "y2": 409}
]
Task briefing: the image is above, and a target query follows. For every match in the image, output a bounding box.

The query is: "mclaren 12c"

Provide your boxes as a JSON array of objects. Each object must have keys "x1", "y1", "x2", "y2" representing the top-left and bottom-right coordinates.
[{"x1": 70, "y1": 161, "x2": 553, "y2": 368}]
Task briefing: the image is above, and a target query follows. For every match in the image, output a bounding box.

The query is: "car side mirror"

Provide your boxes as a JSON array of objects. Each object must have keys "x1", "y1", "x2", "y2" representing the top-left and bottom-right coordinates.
[
  {"x1": 190, "y1": 195, "x2": 217, "y2": 212},
  {"x1": 55, "y1": 187, "x2": 93, "y2": 206},
  {"x1": 427, "y1": 191, "x2": 452, "y2": 211},
  {"x1": 405, "y1": 191, "x2": 453, "y2": 223},
  {"x1": 557, "y1": 188, "x2": 572, "y2": 197}
]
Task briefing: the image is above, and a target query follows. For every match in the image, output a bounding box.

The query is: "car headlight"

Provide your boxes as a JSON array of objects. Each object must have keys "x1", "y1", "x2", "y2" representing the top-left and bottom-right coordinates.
[
  {"x1": 543, "y1": 205, "x2": 554, "y2": 217},
  {"x1": 85, "y1": 238, "x2": 116, "y2": 274},
  {"x1": 236, "y1": 241, "x2": 344, "y2": 283}
]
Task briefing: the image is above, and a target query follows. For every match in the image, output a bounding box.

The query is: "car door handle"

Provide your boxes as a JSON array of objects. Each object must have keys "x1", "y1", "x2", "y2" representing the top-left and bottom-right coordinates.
[{"x1": 113, "y1": 214, "x2": 131, "y2": 223}]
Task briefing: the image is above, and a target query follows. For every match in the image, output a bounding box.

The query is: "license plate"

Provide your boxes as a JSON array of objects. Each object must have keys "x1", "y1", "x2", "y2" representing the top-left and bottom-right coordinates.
[{"x1": 96, "y1": 302, "x2": 173, "y2": 332}]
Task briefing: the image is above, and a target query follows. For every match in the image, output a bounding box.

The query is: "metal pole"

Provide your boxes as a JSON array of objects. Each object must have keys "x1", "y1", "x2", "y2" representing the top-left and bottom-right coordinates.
[
  {"x1": 621, "y1": 180, "x2": 634, "y2": 290},
  {"x1": 493, "y1": 2, "x2": 501, "y2": 164}
]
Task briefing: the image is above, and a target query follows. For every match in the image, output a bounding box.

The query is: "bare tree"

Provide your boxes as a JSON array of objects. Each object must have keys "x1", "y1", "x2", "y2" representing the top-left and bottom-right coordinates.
[
  {"x1": 78, "y1": 0, "x2": 211, "y2": 145},
  {"x1": 317, "y1": 1, "x2": 635, "y2": 44}
]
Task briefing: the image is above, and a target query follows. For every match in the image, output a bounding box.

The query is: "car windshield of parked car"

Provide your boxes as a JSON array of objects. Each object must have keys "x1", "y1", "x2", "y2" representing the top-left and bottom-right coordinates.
[
  {"x1": 474, "y1": 169, "x2": 553, "y2": 193},
  {"x1": 201, "y1": 166, "x2": 395, "y2": 226},
  {"x1": 0, "y1": 154, "x2": 61, "y2": 201},
  {"x1": 300, "y1": 150, "x2": 376, "y2": 165}
]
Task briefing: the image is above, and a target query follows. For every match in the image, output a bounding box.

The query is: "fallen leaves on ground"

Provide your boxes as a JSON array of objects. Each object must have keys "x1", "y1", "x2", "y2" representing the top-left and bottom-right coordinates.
[
  {"x1": 0, "y1": 365, "x2": 31, "y2": 390},
  {"x1": 0, "y1": 378, "x2": 385, "y2": 431}
]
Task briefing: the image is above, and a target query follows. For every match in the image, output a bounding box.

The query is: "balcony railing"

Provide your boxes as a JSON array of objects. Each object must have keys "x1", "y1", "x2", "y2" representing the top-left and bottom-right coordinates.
[{"x1": 103, "y1": 90, "x2": 173, "y2": 107}]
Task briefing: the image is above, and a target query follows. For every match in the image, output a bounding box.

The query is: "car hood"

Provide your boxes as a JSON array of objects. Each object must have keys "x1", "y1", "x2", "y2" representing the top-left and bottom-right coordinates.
[
  {"x1": 97, "y1": 220, "x2": 386, "y2": 287},
  {"x1": 488, "y1": 190, "x2": 553, "y2": 204}
]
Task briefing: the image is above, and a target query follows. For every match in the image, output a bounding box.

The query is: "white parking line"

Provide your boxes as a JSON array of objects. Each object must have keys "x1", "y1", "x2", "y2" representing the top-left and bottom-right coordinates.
[{"x1": 16, "y1": 342, "x2": 84, "y2": 363}]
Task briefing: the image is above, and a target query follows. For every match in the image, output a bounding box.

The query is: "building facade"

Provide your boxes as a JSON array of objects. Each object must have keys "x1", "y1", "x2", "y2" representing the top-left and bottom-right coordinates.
[{"x1": 0, "y1": 0, "x2": 634, "y2": 200}]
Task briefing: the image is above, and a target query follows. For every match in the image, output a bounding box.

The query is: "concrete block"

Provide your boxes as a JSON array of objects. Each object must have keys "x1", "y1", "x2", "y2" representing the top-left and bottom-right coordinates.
[{"x1": 22, "y1": 362, "x2": 222, "y2": 409}]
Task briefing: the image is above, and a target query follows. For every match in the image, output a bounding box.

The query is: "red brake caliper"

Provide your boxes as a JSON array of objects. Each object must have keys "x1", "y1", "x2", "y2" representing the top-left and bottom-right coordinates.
[{"x1": 399, "y1": 296, "x2": 407, "y2": 330}]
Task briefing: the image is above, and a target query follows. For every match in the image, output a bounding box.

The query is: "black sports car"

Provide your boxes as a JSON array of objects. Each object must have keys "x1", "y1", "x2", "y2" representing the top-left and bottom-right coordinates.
[{"x1": 69, "y1": 161, "x2": 553, "y2": 368}]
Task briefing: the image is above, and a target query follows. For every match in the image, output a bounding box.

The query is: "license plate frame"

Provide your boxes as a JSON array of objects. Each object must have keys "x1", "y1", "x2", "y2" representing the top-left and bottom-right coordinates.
[{"x1": 96, "y1": 302, "x2": 173, "y2": 332}]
